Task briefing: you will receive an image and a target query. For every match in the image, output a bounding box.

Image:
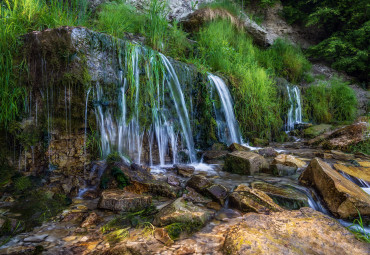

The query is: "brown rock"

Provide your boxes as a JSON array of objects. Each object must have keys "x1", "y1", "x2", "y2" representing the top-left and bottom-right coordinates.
[
  {"x1": 272, "y1": 154, "x2": 306, "y2": 168},
  {"x1": 206, "y1": 202, "x2": 222, "y2": 211},
  {"x1": 167, "y1": 175, "x2": 180, "y2": 186},
  {"x1": 223, "y1": 208, "x2": 370, "y2": 255},
  {"x1": 331, "y1": 150, "x2": 355, "y2": 161},
  {"x1": 182, "y1": 187, "x2": 212, "y2": 204},
  {"x1": 153, "y1": 198, "x2": 214, "y2": 227},
  {"x1": 227, "y1": 143, "x2": 250, "y2": 152},
  {"x1": 223, "y1": 151, "x2": 269, "y2": 175},
  {"x1": 175, "y1": 164, "x2": 195, "y2": 177},
  {"x1": 202, "y1": 150, "x2": 228, "y2": 163},
  {"x1": 154, "y1": 228, "x2": 174, "y2": 246},
  {"x1": 80, "y1": 212, "x2": 99, "y2": 228},
  {"x1": 98, "y1": 189, "x2": 152, "y2": 212},
  {"x1": 334, "y1": 163, "x2": 370, "y2": 182},
  {"x1": 229, "y1": 184, "x2": 283, "y2": 213},
  {"x1": 323, "y1": 122, "x2": 369, "y2": 151},
  {"x1": 299, "y1": 158, "x2": 370, "y2": 218},
  {"x1": 257, "y1": 147, "x2": 278, "y2": 157}
]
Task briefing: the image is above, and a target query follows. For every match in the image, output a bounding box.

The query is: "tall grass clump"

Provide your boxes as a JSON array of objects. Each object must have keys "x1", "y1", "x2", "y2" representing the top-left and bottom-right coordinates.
[
  {"x1": 304, "y1": 77, "x2": 357, "y2": 123},
  {"x1": 193, "y1": 20, "x2": 282, "y2": 139},
  {"x1": 94, "y1": 0, "x2": 190, "y2": 58},
  {"x1": 0, "y1": 0, "x2": 90, "y2": 127},
  {"x1": 259, "y1": 38, "x2": 311, "y2": 83}
]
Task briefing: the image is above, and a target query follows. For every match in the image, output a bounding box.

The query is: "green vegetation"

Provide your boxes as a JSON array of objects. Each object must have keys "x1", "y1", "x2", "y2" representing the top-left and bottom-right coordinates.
[
  {"x1": 281, "y1": 0, "x2": 369, "y2": 82},
  {"x1": 0, "y1": 0, "x2": 90, "y2": 127},
  {"x1": 348, "y1": 210, "x2": 370, "y2": 243},
  {"x1": 303, "y1": 78, "x2": 357, "y2": 123},
  {"x1": 164, "y1": 221, "x2": 203, "y2": 240}
]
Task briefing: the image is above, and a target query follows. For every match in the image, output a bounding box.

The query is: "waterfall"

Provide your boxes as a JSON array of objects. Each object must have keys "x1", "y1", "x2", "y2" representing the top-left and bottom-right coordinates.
[
  {"x1": 208, "y1": 74, "x2": 241, "y2": 145},
  {"x1": 286, "y1": 85, "x2": 302, "y2": 131},
  {"x1": 93, "y1": 42, "x2": 243, "y2": 165}
]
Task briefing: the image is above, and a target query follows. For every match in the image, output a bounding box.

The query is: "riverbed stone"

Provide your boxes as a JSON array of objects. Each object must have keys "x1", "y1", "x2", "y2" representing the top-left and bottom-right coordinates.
[
  {"x1": 98, "y1": 189, "x2": 152, "y2": 212},
  {"x1": 227, "y1": 143, "x2": 250, "y2": 152},
  {"x1": 229, "y1": 184, "x2": 283, "y2": 213},
  {"x1": 153, "y1": 198, "x2": 214, "y2": 227},
  {"x1": 299, "y1": 158, "x2": 370, "y2": 218},
  {"x1": 174, "y1": 164, "x2": 195, "y2": 177},
  {"x1": 186, "y1": 175, "x2": 229, "y2": 205},
  {"x1": 251, "y1": 181, "x2": 308, "y2": 209},
  {"x1": 167, "y1": 175, "x2": 181, "y2": 186},
  {"x1": 331, "y1": 150, "x2": 355, "y2": 161},
  {"x1": 272, "y1": 154, "x2": 306, "y2": 168},
  {"x1": 223, "y1": 207, "x2": 370, "y2": 255},
  {"x1": 202, "y1": 150, "x2": 228, "y2": 163},
  {"x1": 182, "y1": 187, "x2": 211, "y2": 204},
  {"x1": 257, "y1": 147, "x2": 278, "y2": 158},
  {"x1": 223, "y1": 151, "x2": 269, "y2": 175}
]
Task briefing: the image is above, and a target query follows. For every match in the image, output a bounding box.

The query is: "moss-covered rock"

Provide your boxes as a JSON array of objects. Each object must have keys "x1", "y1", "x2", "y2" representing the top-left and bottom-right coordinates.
[
  {"x1": 303, "y1": 124, "x2": 332, "y2": 138},
  {"x1": 153, "y1": 198, "x2": 214, "y2": 227},
  {"x1": 251, "y1": 182, "x2": 309, "y2": 210},
  {"x1": 227, "y1": 143, "x2": 250, "y2": 152},
  {"x1": 223, "y1": 208, "x2": 370, "y2": 255}
]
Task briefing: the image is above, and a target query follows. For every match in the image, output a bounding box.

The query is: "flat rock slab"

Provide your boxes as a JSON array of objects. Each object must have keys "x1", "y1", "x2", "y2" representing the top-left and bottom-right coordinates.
[
  {"x1": 223, "y1": 208, "x2": 370, "y2": 254},
  {"x1": 98, "y1": 189, "x2": 152, "y2": 212},
  {"x1": 229, "y1": 184, "x2": 283, "y2": 213},
  {"x1": 223, "y1": 151, "x2": 268, "y2": 175},
  {"x1": 334, "y1": 163, "x2": 370, "y2": 183},
  {"x1": 299, "y1": 158, "x2": 370, "y2": 218},
  {"x1": 251, "y1": 181, "x2": 308, "y2": 210}
]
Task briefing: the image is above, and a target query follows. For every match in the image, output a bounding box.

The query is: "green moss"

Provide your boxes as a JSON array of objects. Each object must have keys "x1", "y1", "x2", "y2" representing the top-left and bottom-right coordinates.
[{"x1": 164, "y1": 221, "x2": 203, "y2": 240}]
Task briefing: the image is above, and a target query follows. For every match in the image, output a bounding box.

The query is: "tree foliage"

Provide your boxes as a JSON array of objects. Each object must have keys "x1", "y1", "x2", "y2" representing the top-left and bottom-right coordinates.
[{"x1": 281, "y1": 0, "x2": 369, "y2": 83}]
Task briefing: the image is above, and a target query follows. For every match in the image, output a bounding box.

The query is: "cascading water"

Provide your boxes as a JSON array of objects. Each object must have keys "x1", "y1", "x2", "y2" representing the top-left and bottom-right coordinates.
[
  {"x1": 92, "y1": 42, "x2": 243, "y2": 166},
  {"x1": 208, "y1": 74, "x2": 241, "y2": 145},
  {"x1": 285, "y1": 85, "x2": 302, "y2": 131}
]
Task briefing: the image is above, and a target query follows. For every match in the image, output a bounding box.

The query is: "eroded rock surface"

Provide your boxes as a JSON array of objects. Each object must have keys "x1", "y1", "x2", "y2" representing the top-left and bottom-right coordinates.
[
  {"x1": 299, "y1": 158, "x2": 370, "y2": 218},
  {"x1": 98, "y1": 189, "x2": 152, "y2": 212},
  {"x1": 224, "y1": 151, "x2": 268, "y2": 175}
]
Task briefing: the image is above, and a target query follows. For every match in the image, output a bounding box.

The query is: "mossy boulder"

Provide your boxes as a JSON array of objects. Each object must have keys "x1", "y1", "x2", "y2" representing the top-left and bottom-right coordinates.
[
  {"x1": 227, "y1": 143, "x2": 250, "y2": 152},
  {"x1": 303, "y1": 124, "x2": 332, "y2": 139},
  {"x1": 153, "y1": 198, "x2": 214, "y2": 227},
  {"x1": 229, "y1": 184, "x2": 283, "y2": 213},
  {"x1": 251, "y1": 182, "x2": 309, "y2": 210},
  {"x1": 269, "y1": 154, "x2": 306, "y2": 176},
  {"x1": 223, "y1": 208, "x2": 370, "y2": 255},
  {"x1": 299, "y1": 158, "x2": 370, "y2": 218},
  {"x1": 223, "y1": 151, "x2": 269, "y2": 175}
]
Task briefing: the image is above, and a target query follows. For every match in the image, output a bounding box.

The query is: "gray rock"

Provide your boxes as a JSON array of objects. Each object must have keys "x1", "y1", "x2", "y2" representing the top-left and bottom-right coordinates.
[
  {"x1": 98, "y1": 189, "x2": 152, "y2": 212},
  {"x1": 24, "y1": 234, "x2": 48, "y2": 243},
  {"x1": 223, "y1": 151, "x2": 269, "y2": 175}
]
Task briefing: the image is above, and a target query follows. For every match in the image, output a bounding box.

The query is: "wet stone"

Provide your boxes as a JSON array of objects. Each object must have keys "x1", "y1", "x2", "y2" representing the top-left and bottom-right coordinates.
[{"x1": 98, "y1": 189, "x2": 152, "y2": 212}]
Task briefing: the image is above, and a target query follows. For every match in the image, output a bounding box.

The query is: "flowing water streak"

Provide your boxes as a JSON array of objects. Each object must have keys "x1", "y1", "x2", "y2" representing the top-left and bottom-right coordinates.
[
  {"x1": 160, "y1": 53, "x2": 195, "y2": 162},
  {"x1": 286, "y1": 85, "x2": 302, "y2": 131},
  {"x1": 84, "y1": 87, "x2": 91, "y2": 173},
  {"x1": 208, "y1": 74, "x2": 241, "y2": 144}
]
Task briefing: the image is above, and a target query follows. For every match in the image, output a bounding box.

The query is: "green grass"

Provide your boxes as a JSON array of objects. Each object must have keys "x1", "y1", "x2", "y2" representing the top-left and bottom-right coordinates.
[
  {"x1": 0, "y1": 0, "x2": 90, "y2": 127},
  {"x1": 347, "y1": 210, "x2": 370, "y2": 243},
  {"x1": 303, "y1": 77, "x2": 357, "y2": 123}
]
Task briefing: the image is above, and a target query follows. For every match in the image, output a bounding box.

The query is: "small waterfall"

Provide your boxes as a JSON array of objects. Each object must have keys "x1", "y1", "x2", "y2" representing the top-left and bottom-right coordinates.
[
  {"x1": 286, "y1": 85, "x2": 302, "y2": 131},
  {"x1": 208, "y1": 74, "x2": 241, "y2": 145}
]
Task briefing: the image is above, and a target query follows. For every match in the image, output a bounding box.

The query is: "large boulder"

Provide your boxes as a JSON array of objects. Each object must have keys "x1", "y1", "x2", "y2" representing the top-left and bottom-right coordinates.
[
  {"x1": 187, "y1": 175, "x2": 229, "y2": 205},
  {"x1": 153, "y1": 198, "x2": 214, "y2": 227},
  {"x1": 303, "y1": 124, "x2": 332, "y2": 139},
  {"x1": 98, "y1": 189, "x2": 152, "y2": 212},
  {"x1": 174, "y1": 164, "x2": 195, "y2": 177},
  {"x1": 334, "y1": 163, "x2": 370, "y2": 183},
  {"x1": 116, "y1": 162, "x2": 180, "y2": 198},
  {"x1": 257, "y1": 147, "x2": 278, "y2": 158},
  {"x1": 299, "y1": 158, "x2": 370, "y2": 218},
  {"x1": 323, "y1": 122, "x2": 369, "y2": 151},
  {"x1": 223, "y1": 151, "x2": 269, "y2": 175},
  {"x1": 223, "y1": 208, "x2": 370, "y2": 255},
  {"x1": 202, "y1": 150, "x2": 228, "y2": 163},
  {"x1": 251, "y1": 182, "x2": 309, "y2": 210},
  {"x1": 229, "y1": 184, "x2": 283, "y2": 213}
]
